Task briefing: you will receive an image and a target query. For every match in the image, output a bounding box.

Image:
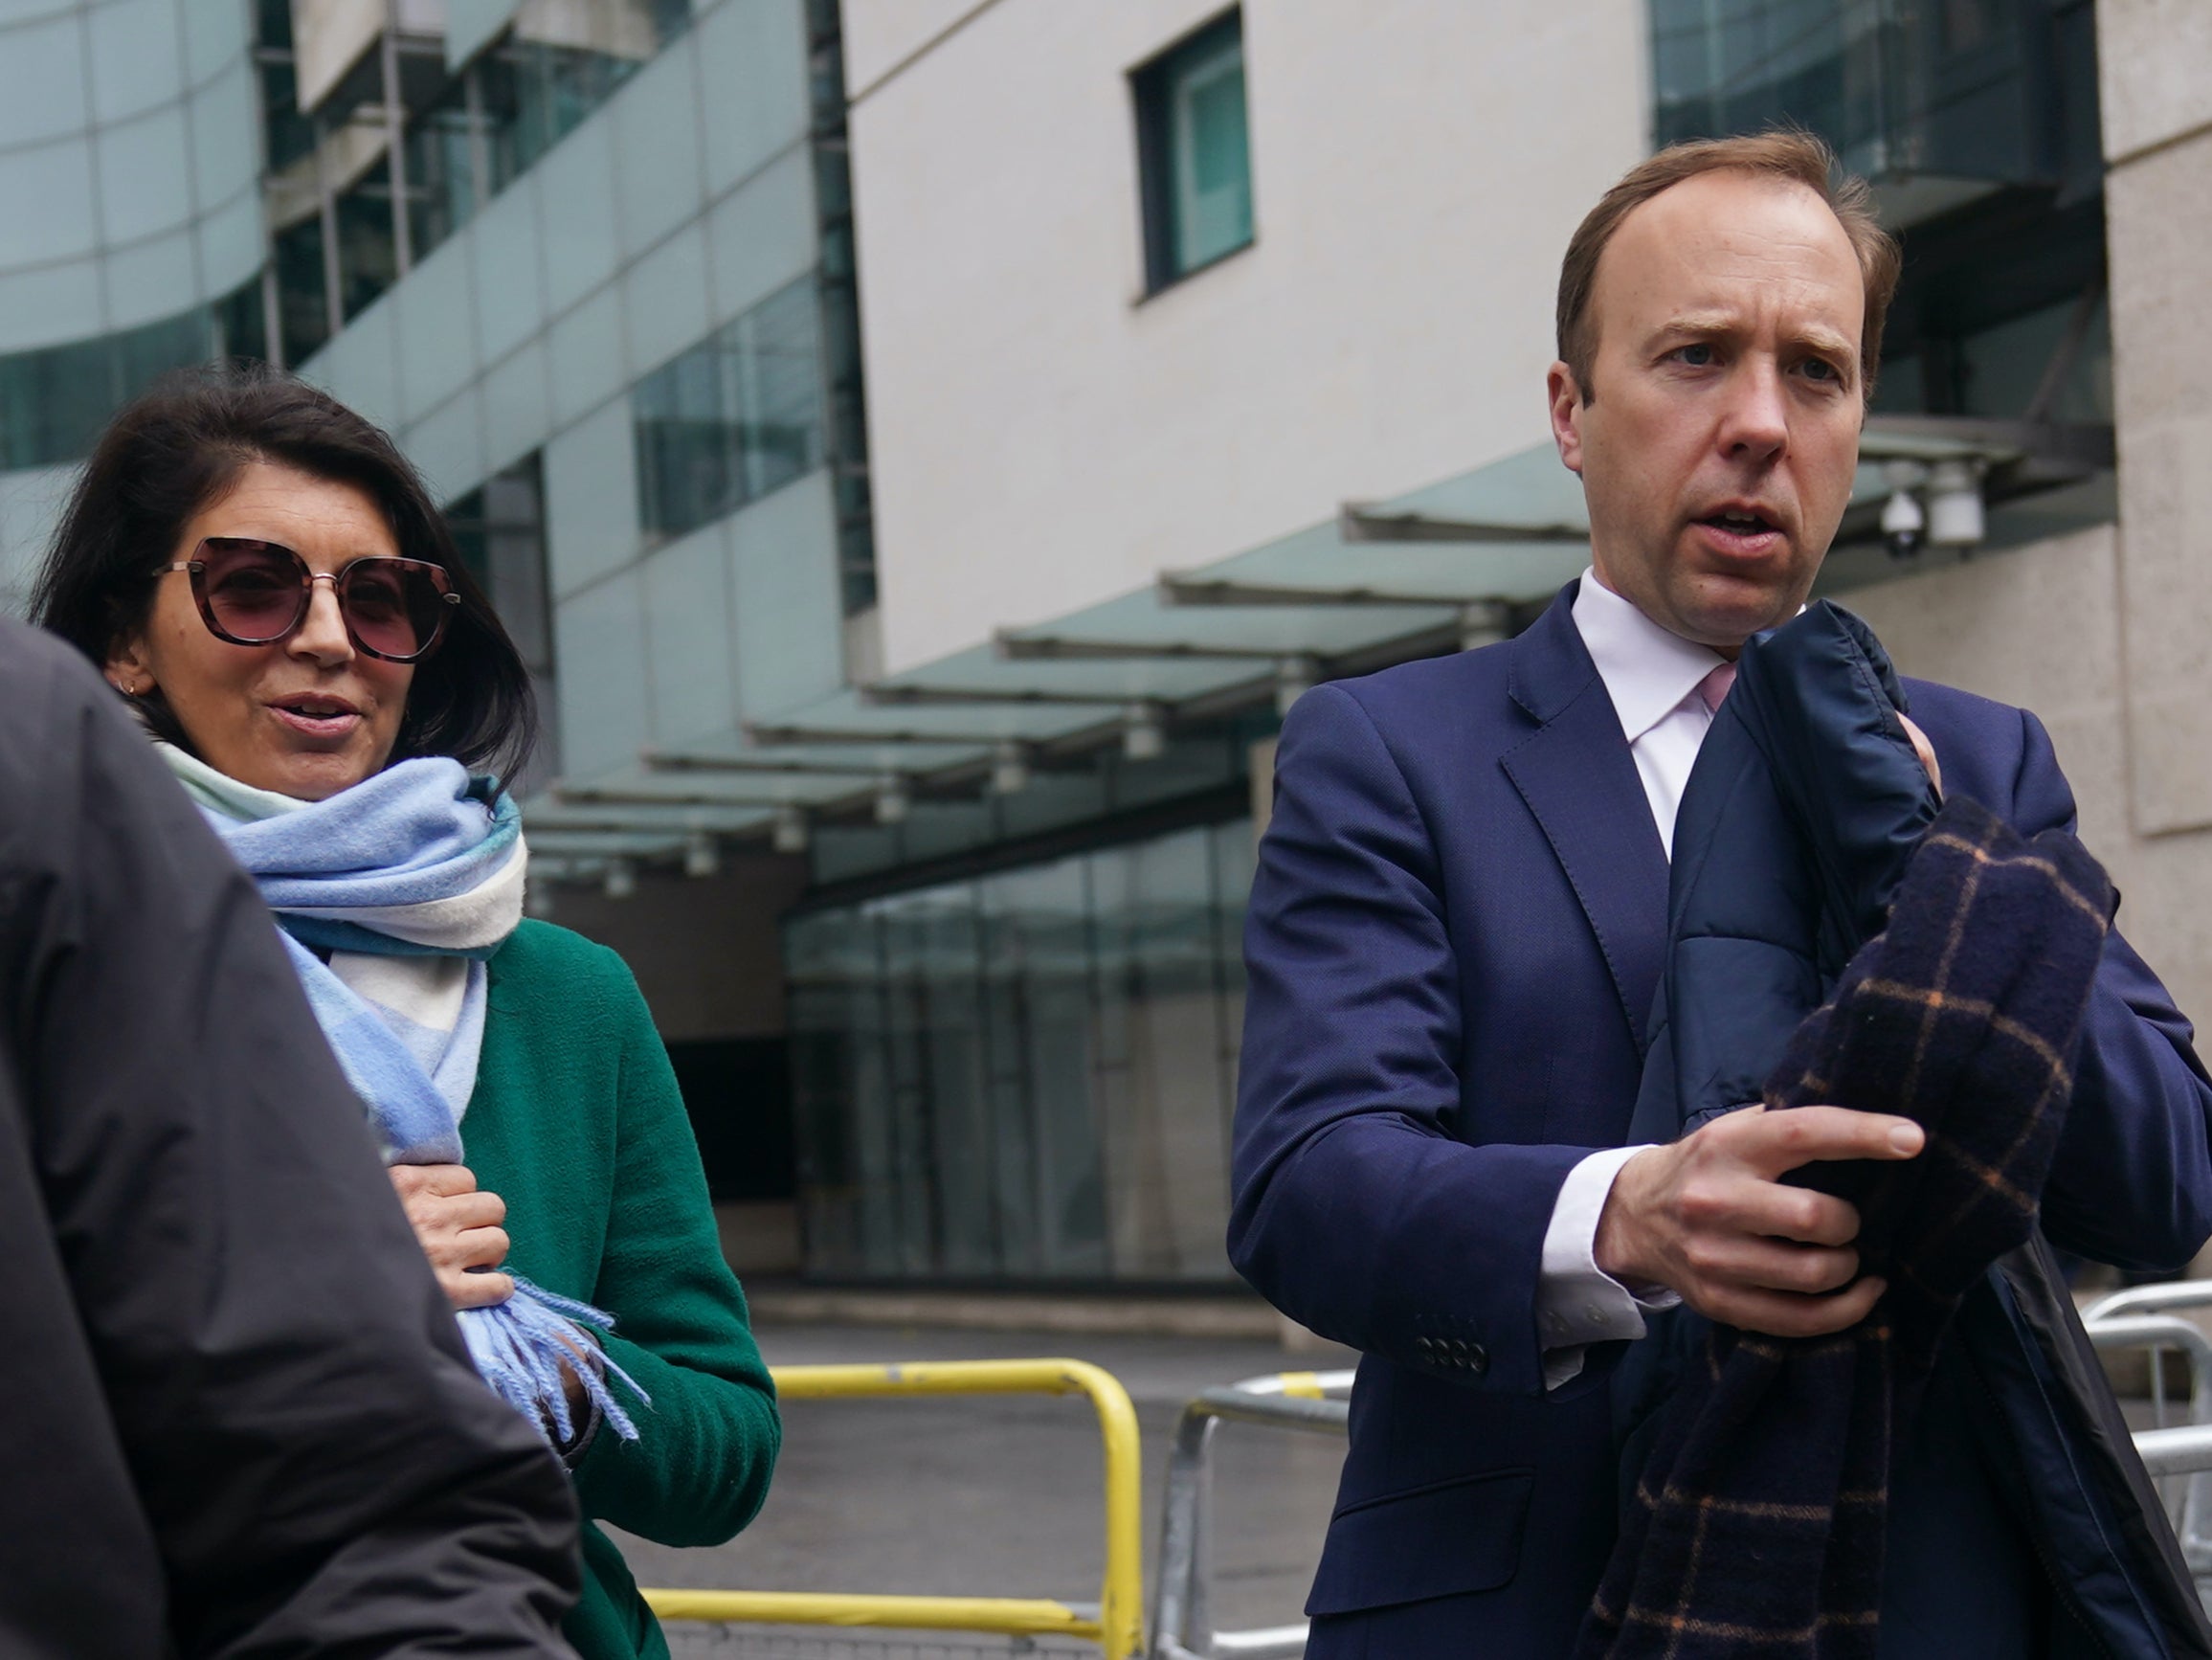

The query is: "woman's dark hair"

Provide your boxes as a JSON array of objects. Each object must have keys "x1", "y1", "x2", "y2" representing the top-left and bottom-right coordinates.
[{"x1": 29, "y1": 362, "x2": 537, "y2": 785}]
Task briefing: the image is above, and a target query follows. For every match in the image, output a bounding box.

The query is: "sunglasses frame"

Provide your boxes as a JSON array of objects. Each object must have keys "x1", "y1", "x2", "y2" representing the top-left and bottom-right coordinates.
[{"x1": 166, "y1": 537, "x2": 462, "y2": 663}]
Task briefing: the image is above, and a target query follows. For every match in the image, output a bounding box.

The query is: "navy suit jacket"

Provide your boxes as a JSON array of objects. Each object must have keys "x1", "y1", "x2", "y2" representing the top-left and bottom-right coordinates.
[{"x1": 1230, "y1": 583, "x2": 2212, "y2": 1658}]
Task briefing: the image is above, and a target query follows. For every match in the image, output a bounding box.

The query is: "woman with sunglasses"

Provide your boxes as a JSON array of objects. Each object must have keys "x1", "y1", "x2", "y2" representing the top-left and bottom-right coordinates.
[{"x1": 31, "y1": 365, "x2": 779, "y2": 1660}]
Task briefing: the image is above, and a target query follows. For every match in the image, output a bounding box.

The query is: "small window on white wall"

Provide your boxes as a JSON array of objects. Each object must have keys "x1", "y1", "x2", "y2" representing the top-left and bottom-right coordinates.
[{"x1": 1132, "y1": 10, "x2": 1254, "y2": 294}]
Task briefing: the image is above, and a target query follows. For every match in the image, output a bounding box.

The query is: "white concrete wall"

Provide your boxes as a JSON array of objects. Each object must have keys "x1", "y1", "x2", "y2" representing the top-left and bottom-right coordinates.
[
  {"x1": 843, "y1": 0, "x2": 1651, "y2": 672},
  {"x1": 1846, "y1": 522, "x2": 2212, "y2": 1053}
]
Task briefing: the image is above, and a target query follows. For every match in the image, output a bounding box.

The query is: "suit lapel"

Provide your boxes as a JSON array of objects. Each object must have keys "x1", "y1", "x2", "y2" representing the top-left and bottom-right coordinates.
[{"x1": 1500, "y1": 588, "x2": 1670, "y2": 1051}]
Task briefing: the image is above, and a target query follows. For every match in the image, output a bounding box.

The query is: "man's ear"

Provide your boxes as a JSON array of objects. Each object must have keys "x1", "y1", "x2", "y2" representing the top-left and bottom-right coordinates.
[{"x1": 1548, "y1": 361, "x2": 1586, "y2": 476}]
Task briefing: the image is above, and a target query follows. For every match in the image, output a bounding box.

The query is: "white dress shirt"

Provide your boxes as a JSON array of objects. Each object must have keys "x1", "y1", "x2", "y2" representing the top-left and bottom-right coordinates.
[{"x1": 1532, "y1": 572, "x2": 1731, "y2": 1386}]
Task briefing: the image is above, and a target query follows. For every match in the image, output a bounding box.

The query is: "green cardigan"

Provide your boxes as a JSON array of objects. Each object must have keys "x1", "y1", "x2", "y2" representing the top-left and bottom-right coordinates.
[{"x1": 464, "y1": 919, "x2": 780, "y2": 1660}]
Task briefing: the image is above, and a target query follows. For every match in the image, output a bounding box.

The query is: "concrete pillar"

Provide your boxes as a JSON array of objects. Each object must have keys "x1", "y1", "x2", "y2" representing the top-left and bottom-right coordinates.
[{"x1": 2100, "y1": 0, "x2": 2212, "y2": 835}]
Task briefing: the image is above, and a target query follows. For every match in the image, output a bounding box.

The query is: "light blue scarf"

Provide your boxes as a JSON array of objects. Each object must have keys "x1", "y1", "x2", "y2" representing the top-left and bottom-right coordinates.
[{"x1": 163, "y1": 745, "x2": 643, "y2": 1447}]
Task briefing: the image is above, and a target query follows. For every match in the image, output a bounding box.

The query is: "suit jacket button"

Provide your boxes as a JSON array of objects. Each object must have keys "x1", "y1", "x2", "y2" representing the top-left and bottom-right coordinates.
[
  {"x1": 1467, "y1": 1344, "x2": 1489, "y2": 1376},
  {"x1": 1415, "y1": 1336, "x2": 1433, "y2": 1358}
]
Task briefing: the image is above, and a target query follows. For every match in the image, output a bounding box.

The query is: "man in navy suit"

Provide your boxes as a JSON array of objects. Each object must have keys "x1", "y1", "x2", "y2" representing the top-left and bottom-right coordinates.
[{"x1": 1231, "y1": 130, "x2": 2212, "y2": 1656}]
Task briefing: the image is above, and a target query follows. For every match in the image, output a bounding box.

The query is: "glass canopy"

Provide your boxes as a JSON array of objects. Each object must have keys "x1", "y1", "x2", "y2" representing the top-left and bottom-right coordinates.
[{"x1": 532, "y1": 416, "x2": 2111, "y2": 862}]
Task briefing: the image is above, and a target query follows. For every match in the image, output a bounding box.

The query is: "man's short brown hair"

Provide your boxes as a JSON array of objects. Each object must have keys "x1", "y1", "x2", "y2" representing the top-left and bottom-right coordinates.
[{"x1": 1555, "y1": 129, "x2": 1902, "y2": 402}]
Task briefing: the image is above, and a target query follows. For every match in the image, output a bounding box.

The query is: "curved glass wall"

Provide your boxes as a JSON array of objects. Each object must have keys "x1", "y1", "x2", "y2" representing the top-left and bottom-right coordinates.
[
  {"x1": 0, "y1": 0, "x2": 264, "y2": 361},
  {"x1": 787, "y1": 817, "x2": 1254, "y2": 1284},
  {"x1": 0, "y1": 278, "x2": 265, "y2": 470}
]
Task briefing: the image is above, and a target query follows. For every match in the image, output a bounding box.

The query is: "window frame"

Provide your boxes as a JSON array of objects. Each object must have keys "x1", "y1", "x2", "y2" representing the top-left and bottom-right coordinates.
[{"x1": 1129, "y1": 7, "x2": 1255, "y2": 299}]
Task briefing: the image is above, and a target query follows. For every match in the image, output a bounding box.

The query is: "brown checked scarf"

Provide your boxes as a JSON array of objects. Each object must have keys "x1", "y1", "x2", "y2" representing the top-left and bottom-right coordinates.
[{"x1": 1576, "y1": 795, "x2": 2113, "y2": 1660}]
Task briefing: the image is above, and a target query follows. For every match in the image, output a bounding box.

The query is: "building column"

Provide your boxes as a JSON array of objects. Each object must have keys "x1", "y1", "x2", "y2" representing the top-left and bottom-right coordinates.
[{"x1": 2100, "y1": 0, "x2": 2212, "y2": 834}]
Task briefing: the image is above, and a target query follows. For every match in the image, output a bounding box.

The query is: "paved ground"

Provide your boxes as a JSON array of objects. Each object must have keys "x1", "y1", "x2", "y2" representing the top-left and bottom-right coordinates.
[
  {"x1": 614, "y1": 1318, "x2": 2202, "y2": 1657},
  {"x1": 611, "y1": 1322, "x2": 1357, "y2": 1650}
]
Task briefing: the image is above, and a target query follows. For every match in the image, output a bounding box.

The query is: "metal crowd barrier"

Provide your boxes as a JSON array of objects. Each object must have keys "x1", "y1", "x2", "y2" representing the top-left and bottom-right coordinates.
[
  {"x1": 1154, "y1": 1306, "x2": 2212, "y2": 1659},
  {"x1": 1150, "y1": 1370, "x2": 1353, "y2": 1660},
  {"x1": 643, "y1": 1359, "x2": 1144, "y2": 1660},
  {"x1": 642, "y1": 1305, "x2": 2212, "y2": 1660},
  {"x1": 2084, "y1": 1282, "x2": 2212, "y2": 1579}
]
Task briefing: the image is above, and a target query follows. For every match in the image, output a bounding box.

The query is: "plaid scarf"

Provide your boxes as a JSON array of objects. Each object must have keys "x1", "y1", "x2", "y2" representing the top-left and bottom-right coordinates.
[{"x1": 1576, "y1": 795, "x2": 2112, "y2": 1660}]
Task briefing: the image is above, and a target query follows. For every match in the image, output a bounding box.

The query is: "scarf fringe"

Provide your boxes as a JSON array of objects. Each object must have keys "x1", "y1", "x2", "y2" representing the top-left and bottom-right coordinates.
[{"x1": 459, "y1": 1277, "x2": 648, "y2": 1447}]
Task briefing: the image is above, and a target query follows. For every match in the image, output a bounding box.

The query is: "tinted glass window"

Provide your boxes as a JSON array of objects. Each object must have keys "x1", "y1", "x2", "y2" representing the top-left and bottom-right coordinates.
[{"x1": 632, "y1": 275, "x2": 825, "y2": 542}]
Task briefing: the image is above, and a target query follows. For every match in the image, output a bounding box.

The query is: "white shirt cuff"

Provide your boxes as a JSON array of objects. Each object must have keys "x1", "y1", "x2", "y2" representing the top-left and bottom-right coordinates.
[{"x1": 1536, "y1": 1145, "x2": 1681, "y2": 1388}]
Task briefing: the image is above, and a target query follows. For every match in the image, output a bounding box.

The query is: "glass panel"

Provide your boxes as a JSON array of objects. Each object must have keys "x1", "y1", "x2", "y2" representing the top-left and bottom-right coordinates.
[
  {"x1": 1169, "y1": 33, "x2": 1252, "y2": 275},
  {"x1": 788, "y1": 905, "x2": 879, "y2": 1276},
  {"x1": 0, "y1": 301, "x2": 212, "y2": 469},
  {"x1": 696, "y1": 0, "x2": 809, "y2": 195},
  {"x1": 531, "y1": 115, "x2": 619, "y2": 317},
  {"x1": 1955, "y1": 293, "x2": 2112, "y2": 425},
  {"x1": 215, "y1": 274, "x2": 270, "y2": 365},
  {"x1": 547, "y1": 282, "x2": 626, "y2": 426},
  {"x1": 0, "y1": 333, "x2": 117, "y2": 470},
  {"x1": 394, "y1": 236, "x2": 478, "y2": 422},
  {"x1": 641, "y1": 518, "x2": 737, "y2": 746},
  {"x1": 188, "y1": 61, "x2": 261, "y2": 209},
  {"x1": 444, "y1": 452, "x2": 557, "y2": 786},
  {"x1": 1088, "y1": 827, "x2": 1234, "y2": 1279},
  {"x1": 100, "y1": 229, "x2": 198, "y2": 330},
  {"x1": 405, "y1": 85, "x2": 483, "y2": 259},
  {"x1": 274, "y1": 215, "x2": 330, "y2": 369},
  {"x1": 1646, "y1": 0, "x2": 2095, "y2": 199},
  {"x1": 399, "y1": 383, "x2": 484, "y2": 504},
  {"x1": 548, "y1": 563, "x2": 647, "y2": 777},
  {"x1": 0, "y1": 258, "x2": 100, "y2": 356},
  {"x1": 705, "y1": 149, "x2": 815, "y2": 327},
  {"x1": 543, "y1": 395, "x2": 638, "y2": 595},
  {"x1": 480, "y1": 334, "x2": 551, "y2": 471},
  {"x1": 784, "y1": 817, "x2": 1251, "y2": 1283},
  {"x1": 88, "y1": 0, "x2": 185, "y2": 124},
  {"x1": 480, "y1": 0, "x2": 690, "y2": 193},
  {"x1": 96, "y1": 108, "x2": 193, "y2": 247},
  {"x1": 469, "y1": 179, "x2": 546, "y2": 365},
  {"x1": 113, "y1": 306, "x2": 213, "y2": 403},
  {"x1": 180, "y1": 0, "x2": 248, "y2": 84},
  {"x1": 621, "y1": 222, "x2": 710, "y2": 388},
  {"x1": 633, "y1": 274, "x2": 825, "y2": 543},
  {"x1": 335, "y1": 158, "x2": 400, "y2": 322},
  {"x1": 611, "y1": 47, "x2": 703, "y2": 257},
  {"x1": 727, "y1": 469, "x2": 844, "y2": 720},
  {"x1": 257, "y1": 54, "x2": 317, "y2": 173},
  {"x1": 194, "y1": 182, "x2": 266, "y2": 296},
  {"x1": 0, "y1": 12, "x2": 86, "y2": 147},
  {"x1": 0, "y1": 139, "x2": 97, "y2": 269},
  {"x1": 987, "y1": 857, "x2": 1108, "y2": 1276}
]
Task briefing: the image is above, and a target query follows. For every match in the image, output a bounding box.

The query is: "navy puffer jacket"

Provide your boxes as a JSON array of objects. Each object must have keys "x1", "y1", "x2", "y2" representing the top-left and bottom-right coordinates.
[{"x1": 1618, "y1": 601, "x2": 2211, "y2": 1659}]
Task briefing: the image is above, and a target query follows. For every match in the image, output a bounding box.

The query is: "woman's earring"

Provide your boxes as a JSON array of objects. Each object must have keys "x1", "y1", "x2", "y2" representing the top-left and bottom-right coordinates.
[{"x1": 111, "y1": 679, "x2": 140, "y2": 697}]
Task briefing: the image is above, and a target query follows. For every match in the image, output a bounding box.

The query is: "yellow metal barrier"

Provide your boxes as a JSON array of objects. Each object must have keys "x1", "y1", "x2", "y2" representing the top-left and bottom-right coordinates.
[{"x1": 641, "y1": 1357, "x2": 1145, "y2": 1659}]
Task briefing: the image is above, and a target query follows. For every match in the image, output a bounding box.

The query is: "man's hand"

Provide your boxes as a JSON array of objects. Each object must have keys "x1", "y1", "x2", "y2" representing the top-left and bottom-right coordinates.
[
  {"x1": 389, "y1": 1163, "x2": 514, "y2": 1310},
  {"x1": 1594, "y1": 1106, "x2": 1924, "y2": 1337}
]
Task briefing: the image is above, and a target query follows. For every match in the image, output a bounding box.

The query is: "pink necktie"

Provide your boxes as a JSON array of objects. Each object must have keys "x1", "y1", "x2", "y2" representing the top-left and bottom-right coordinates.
[{"x1": 1696, "y1": 662, "x2": 1736, "y2": 714}]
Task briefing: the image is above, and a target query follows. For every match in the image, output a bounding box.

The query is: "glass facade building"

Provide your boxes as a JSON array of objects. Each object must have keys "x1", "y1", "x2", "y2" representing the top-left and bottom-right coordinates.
[{"x1": 0, "y1": 0, "x2": 1261, "y2": 1290}]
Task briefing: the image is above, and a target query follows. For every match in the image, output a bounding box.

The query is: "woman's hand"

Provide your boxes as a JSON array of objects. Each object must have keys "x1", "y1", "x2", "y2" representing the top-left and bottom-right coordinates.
[{"x1": 389, "y1": 1163, "x2": 514, "y2": 1309}]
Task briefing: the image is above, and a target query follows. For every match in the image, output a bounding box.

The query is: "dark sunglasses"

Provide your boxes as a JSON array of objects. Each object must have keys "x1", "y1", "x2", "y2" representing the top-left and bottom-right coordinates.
[{"x1": 165, "y1": 537, "x2": 461, "y2": 663}]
